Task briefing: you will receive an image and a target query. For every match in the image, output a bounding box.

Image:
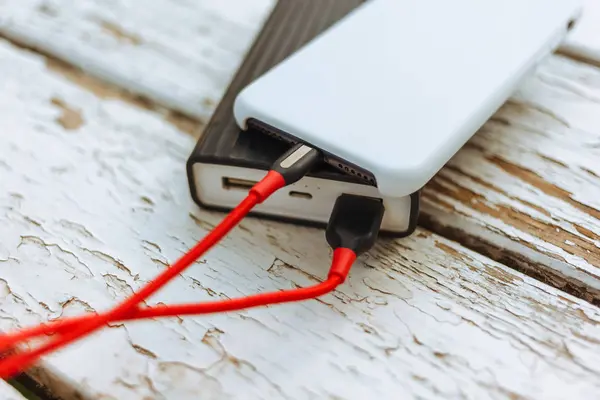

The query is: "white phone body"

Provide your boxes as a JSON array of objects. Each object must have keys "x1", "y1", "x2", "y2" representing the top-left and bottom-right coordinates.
[{"x1": 234, "y1": 0, "x2": 581, "y2": 198}]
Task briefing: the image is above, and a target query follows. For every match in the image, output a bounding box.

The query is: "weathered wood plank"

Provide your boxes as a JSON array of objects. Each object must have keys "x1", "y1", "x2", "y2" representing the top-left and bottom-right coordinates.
[
  {"x1": 561, "y1": 0, "x2": 600, "y2": 66},
  {"x1": 421, "y1": 55, "x2": 600, "y2": 302},
  {"x1": 1, "y1": 0, "x2": 599, "y2": 127},
  {"x1": 0, "y1": 0, "x2": 275, "y2": 121},
  {"x1": 2, "y1": 40, "x2": 600, "y2": 400},
  {"x1": 0, "y1": 381, "x2": 27, "y2": 400}
]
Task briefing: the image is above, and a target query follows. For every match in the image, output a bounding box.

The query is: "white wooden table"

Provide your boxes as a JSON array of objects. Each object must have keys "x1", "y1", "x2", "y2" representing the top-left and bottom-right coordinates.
[{"x1": 1, "y1": 1, "x2": 600, "y2": 399}]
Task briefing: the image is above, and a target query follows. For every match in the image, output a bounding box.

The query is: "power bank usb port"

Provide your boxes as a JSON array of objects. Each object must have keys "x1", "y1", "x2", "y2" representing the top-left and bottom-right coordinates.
[{"x1": 222, "y1": 177, "x2": 258, "y2": 191}]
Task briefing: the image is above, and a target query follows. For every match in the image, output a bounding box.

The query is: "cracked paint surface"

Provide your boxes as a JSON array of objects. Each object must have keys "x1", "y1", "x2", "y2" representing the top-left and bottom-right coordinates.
[
  {"x1": 0, "y1": 1, "x2": 600, "y2": 399},
  {"x1": 2, "y1": 0, "x2": 600, "y2": 307},
  {"x1": 0, "y1": 0, "x2": 276, "y2": 120},
  {"x1": 0, "y1": 0, "x2": 598, "y2": 312},
  {"x1": 1, "y1": 40, "x2": 600, "y2": 399},
  {"x1": 422, "y1": 55, "x2": 600, "y2": 303}
]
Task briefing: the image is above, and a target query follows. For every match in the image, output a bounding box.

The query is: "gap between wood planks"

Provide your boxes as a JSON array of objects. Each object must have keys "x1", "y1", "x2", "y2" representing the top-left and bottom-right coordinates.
[
  {"x1": 558, "y1": 47, "x2": 600, "y2": 69},
  {"x1": 0, "y1": 33, "x2": 204, "y2": 140},
  {"x1": 1, "y1": 31, "x2": 598, "y2": 310},
  {"x1": 2, "y1": 29, "x2": 600, "y2": 400},
  {"x1": 419, "y1": 214, "x2": 600, "y2": 306},
  {"x1": 6, "y1": 374, "x2": 60, "y2": 400}
]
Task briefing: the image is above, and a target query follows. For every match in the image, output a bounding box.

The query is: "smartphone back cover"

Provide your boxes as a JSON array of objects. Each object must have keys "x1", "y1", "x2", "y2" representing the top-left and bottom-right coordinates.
[{"x1": 234, "y1": 0, "x2": 581, "y2": 198}]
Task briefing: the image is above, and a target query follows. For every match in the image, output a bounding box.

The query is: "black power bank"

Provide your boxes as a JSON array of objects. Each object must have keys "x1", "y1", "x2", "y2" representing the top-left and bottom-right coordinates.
[{"x1": 186, "y1": 0, "x2": 419, "y2": 237}]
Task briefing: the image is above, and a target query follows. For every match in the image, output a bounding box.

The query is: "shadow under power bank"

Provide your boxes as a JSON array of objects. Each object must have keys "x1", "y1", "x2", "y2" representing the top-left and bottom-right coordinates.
[{"x1": 187, "y1": 0, "x2": 418, "y2": 236}]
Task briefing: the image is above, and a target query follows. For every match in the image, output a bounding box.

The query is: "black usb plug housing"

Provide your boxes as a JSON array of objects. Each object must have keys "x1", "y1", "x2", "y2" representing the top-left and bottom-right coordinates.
[
  {"x1": 272, "y1": 143, "x2": 322, "y2": 185},
  {"x1": 326, "y1": 194, "x2": 385, "y2": 255}
]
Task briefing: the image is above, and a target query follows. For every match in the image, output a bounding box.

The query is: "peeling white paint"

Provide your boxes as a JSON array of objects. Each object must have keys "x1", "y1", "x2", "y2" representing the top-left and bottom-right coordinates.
[
  {"x1": 0, "y1": 0, "x2": 276, "y2": 120},
  {"x1": 1, "y1": 39, "x2": 600, "y2": 399},
  {"x1": 0, "y1": 1, "x2": 599, "y2": 399},
  {"x1": 422, "y1": 55, "x2": 600, "y2": 298},
  {"x1": 561, "y1": 0, "x2": 600, "y2": 65}
]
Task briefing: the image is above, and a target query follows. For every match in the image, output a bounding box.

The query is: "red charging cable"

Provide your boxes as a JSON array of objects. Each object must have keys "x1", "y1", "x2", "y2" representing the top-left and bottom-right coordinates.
[{"x1": 0, "y1": 144, "x2": 384, "y2": 378}]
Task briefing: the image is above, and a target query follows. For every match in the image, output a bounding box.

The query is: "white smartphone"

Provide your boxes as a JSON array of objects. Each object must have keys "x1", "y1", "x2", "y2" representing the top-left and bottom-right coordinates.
[{"x1": 234, "y1": 0, "x2": 582, "y2": 198}]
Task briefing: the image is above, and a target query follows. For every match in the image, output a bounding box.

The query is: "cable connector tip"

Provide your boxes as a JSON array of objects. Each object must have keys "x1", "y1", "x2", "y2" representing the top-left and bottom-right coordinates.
[{"x1": 272, "y1": 143, "x2": 322, "y2": 186}]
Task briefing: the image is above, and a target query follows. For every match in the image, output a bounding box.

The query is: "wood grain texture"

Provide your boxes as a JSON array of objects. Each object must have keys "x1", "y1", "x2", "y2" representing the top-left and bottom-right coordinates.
[
  {"x1": 0, "y1": 381, "x2": 27, "y2": 400},
  {"x1": 0, "y1": 0, "x2": 275, "y2": 121},
  {"x1": 1, "y1": 0, "x2": 599, "y2": 124},
  {"x1": 421, "y1": 55, "x2": 600, "y2": 302},
  {"x1": 561, "y1": 0, "x2": 600, "y2": 66},
  {"x1": 2, "y1": 40, "x2": 600, "y2": 400}
]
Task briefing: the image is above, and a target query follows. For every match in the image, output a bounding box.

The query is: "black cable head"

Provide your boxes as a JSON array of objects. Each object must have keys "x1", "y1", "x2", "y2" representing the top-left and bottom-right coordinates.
[{"x1": 326, "y1": 194, "x2": 385, "y2": 255}]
